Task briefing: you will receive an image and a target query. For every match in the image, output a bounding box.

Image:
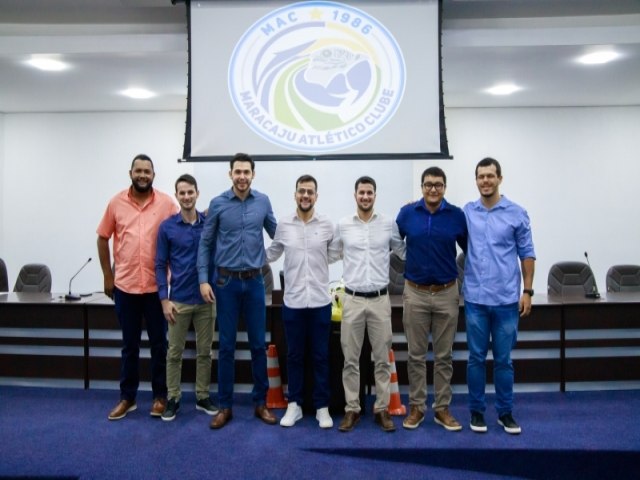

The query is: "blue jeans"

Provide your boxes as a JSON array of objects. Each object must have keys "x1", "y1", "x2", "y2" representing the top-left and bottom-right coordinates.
[
  {"x1": 282, "y1": 303, "x2": 332, "y2": 409},
  {"x1": 465, "y1": 301, "x2": 519, "y2": 416},
  {"x1": 215, "y1": 274, "x2": 268, "y2": 408},
  {"x1": 113, "y1": 288, "x2": 167, "y2": 401}
]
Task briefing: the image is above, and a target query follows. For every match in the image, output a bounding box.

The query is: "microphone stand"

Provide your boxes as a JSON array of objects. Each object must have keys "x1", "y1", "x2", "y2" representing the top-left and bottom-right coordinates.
[{"x1": 65, "y1": 258, "x2": 92, "y2": 301}]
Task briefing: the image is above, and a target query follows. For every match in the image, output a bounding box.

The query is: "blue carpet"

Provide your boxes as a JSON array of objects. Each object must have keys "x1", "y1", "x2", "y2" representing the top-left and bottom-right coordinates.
[{"x1": 0, "y1": 387, "x2": 638, "y2": 479}]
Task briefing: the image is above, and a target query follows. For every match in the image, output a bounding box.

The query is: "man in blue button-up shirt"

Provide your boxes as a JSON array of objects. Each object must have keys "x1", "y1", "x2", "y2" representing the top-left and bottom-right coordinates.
[
  {"x1": 197, "y1": 153, "x2": 278, "y2": 429},
  {"x1": 396, "y1": 166, "x2": 467, "y2": 432},
  {"x1": 463, "y1": 157, "x2": 535, "y2": 436},
  {"x1": 155, "y1": 174, "x2": 217, "y2": 422}
]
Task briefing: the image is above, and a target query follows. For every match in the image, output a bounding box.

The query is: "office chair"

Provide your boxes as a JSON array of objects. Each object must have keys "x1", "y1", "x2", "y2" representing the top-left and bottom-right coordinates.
[
  {"x1": 0, "y1": 258, "x2": 9, "y2": 292},
  {"x1": 261, "y1": 263, "x2": 274, "y2": 295},
  {"x1": 456, "y1": 252, "x2": 465, "y2": 293},
  {"x1": 547, "y1": 261, "x2": 596, "y2": 296},
  {"x1": 13, "y1": 263, "x2": 52, "y2": 293},
  {"x1": 606, "y1": 264, "x2": 640, "y2": 292},
  {"x1": 388, "y1": 252, "x2": 405, "y2": 295}
]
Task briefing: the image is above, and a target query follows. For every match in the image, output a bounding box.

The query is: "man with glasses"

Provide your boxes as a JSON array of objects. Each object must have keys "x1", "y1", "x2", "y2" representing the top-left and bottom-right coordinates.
[
  {"x1": 266, "y1": 175, "x2": 335, "y2": 429},
  {"x1": 395, "y1": 166, "x2": 467, "y2": 432},
  {"x1": 463, "y1": 157, "x2": 535, "y2": 435}
]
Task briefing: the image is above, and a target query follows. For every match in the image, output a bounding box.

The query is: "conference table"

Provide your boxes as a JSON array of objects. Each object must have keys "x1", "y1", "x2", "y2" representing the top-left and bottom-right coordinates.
[{"x1": 1, "y1": 291, "x2": 639, "y2": 394}]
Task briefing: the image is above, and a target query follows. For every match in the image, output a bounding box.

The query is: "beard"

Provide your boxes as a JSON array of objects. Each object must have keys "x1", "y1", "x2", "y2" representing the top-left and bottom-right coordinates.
[
  {"x1": 297, "y1": 203, "x2": 314, "y2": 213},
  {"x1": 132, "y1": 179, "x2": 153, "y2": 193}
]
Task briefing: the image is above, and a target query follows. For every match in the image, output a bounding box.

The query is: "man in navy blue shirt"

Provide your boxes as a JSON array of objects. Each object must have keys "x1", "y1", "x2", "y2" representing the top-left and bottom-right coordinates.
[
  {"x1": 155, "y1": 174, "x2": 217, "y2": 422},
  {"x1": 396, "y1": 166, "x2": 467, "y2": 432},
  {"x1": 197, "y1": 153, "x2": 278, "y2": 429}
]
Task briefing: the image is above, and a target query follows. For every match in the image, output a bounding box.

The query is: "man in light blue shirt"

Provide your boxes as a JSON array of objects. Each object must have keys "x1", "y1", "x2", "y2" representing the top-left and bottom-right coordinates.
[
  {"x1": 197, "y1": 153, "x2": 278, "y2": 429},
  {"x1": 463, "y1": 157, "x2": 536, "y2": 435}
]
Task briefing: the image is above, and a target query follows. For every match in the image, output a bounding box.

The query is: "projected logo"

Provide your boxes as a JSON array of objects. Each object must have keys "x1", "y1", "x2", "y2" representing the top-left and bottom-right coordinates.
[{"x1": 229, "y1": 1, "x2": 406, "y2": 154}]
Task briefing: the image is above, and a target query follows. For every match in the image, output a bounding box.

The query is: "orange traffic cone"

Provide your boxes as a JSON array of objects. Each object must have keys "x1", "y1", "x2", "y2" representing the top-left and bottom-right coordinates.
[
  {"x1": 387, "y1": 348, "x2": 406, "y2": 415},
  {"x1": 266, "y1": 344, "x2": 288, "y2": 409}
]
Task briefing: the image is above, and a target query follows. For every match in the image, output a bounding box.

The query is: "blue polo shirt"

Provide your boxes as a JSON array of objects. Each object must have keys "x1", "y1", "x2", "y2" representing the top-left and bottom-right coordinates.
[
  {"x1": 396, "y1": 198, "x2": 467, "y2": 285},
  {"x1": 462, "y1": 196, "x2": 536, "y2": 306},
  {"x1": 155, "y1": 211, "x2": 215, "y2": 304},
  {"x1": 197, "y1": 188, "x2": 277, "y2": 283}
]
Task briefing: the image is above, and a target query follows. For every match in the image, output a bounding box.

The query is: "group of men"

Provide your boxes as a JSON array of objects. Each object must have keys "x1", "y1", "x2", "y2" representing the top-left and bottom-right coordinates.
[{"x1": 96, "y1": 152, "x2": 535, "y2": 435}]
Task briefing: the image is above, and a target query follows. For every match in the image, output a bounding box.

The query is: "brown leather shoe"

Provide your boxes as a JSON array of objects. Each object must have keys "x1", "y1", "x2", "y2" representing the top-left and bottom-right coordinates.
[
  {"x1": 338, "y1": 411, "x2": 361, "y2": 432},
  {"x1": 402, "y1": 405, "x2": 425, "y2": 430},
  {"x1": 210, "y1": 408, "x2": 233, "y2": 429},
  {"x1": 150, "y1": 398, "x2": 167, "y2": 417},
  {"x1": 434, "y1": 408, "x2": 462, "y2": 431},
  {"x1": 375, "y1": 410, "x2": 396, "y2": 432},
  {"x1": 254, "y1": 405, "x2": 277, "y2": 425},
  {"x1": 108, "y1": 399, "x2": 137, "y2": 420}
]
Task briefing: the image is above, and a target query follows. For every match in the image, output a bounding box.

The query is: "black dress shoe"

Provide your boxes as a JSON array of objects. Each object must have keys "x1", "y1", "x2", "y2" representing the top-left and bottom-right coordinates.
[
  {"x1": 210, "y1": 408, "x2": 232, "y2": 429},
  {"x1": 254, "y1": 405, "x2": 277, "y2": 425}
]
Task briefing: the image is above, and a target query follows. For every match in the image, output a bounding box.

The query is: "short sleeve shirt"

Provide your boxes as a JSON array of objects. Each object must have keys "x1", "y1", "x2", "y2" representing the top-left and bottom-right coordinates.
[{"x1": 97, "y1": 187, "x2": 177, "y2": 294}]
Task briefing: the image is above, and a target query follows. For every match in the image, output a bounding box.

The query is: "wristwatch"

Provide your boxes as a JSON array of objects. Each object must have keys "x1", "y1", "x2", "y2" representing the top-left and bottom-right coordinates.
[{"x1": 523, "y1": 289, "x2": 534, "y2": 297}]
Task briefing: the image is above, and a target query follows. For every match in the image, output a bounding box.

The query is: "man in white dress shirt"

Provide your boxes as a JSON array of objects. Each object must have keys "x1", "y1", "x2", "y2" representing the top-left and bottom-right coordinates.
[
  {"x1": 266, "y1": 174, "x2": 336, "y2": 429},
  {"x1": 331, "y1": 176, "x2": 405, "y2": 432}
]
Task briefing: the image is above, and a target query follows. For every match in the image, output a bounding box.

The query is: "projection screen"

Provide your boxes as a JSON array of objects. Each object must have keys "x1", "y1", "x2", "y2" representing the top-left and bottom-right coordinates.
[{"x1": 183, "y1": 0, "x2": 449, "y2": 161}]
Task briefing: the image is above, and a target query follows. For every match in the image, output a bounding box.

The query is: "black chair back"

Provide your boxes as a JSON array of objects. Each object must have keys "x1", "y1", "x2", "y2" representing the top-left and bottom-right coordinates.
[
  {"x1": 388, "y1": 252, "x2": 405, "y2": 295},
  {"x1": 606, "y1": 265, "x2": 640, "y2": 292},
  {"x1": 0, "y1": 258, "x2": 8, "y2": 292},
  {"x1": 13, "y1": 263, "x2": 52, "y2": 293},
  {"x1": 547, "y1": 261, "x2": 596, "y2": 296}
]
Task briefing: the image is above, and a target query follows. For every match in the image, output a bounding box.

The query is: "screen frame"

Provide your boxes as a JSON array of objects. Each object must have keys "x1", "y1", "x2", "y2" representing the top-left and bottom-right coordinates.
[{"x1": 179, "y1": 0, "x2": 451, "y2": 163}]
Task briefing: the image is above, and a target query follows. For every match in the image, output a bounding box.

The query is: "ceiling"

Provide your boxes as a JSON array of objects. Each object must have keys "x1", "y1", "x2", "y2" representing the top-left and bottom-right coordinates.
[{"x1": 0, "y1": 0, "x2": 639, "y2": 113}]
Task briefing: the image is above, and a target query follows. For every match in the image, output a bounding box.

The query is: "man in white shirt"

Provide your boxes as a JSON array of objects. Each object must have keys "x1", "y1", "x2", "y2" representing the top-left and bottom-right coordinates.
[
  {"x1": 331, "y1": 176, "x2": 405, "y2": 432},
  {"x1": 266, "y1": 174, "x2": 335, "y2": 429}
]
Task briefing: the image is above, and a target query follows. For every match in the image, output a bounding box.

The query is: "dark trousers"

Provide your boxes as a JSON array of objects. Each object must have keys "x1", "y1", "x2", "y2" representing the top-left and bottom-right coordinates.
[
  {"x1": 282, "y1": 303, "x2": 332, "y2": 409},
  {"x1": 215, "y1": 275, "x2": 269, "y2": 408},
  {"x1": 113, "y1": 288, "x2": 167, "y2": 401}
]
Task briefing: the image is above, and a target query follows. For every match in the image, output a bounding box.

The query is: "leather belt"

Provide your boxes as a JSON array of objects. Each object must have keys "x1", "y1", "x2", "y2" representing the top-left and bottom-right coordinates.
[
  {"x1": 218, "y1": 267, "x2": 261, "y2": 280},
  {"x1": 405, "y1": 279, "x2": 456, "y2": 293},
  {"x1": 345, "y1": 287, "x2": 388, "y2": 298}
]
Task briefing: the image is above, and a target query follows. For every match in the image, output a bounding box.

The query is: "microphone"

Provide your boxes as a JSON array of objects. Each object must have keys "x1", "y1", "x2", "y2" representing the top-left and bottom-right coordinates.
[
  {"x1": 65, "y1": 257, "x2": 92, "y2": 301},
  {"x1": 583, "y1": 251, "x2": 601, "y2": 299}
]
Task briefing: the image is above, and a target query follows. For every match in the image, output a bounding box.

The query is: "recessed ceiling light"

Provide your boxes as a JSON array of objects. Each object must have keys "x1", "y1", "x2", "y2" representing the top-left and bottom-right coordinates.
[
  {"x1": 577, "y1": 51, "x2": 620, "y2": 65},
  {"x1": 485, "y1": 84, "x2": 521, "y2": 96},
  {"x1": 121, "y1": 88, "x2": 156, "y2": 99},
  {"x1": 25, "y1": 56, "x2": 69, "y2": 72}
]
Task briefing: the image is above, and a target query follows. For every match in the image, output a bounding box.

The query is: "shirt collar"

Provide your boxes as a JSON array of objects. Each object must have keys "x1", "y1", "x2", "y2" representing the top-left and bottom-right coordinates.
[
  {"x1": 416, "y1": 197, "x2": 448, "y2": 213},
  {"x1": 352, "y1": 210, "x2": 378, "y2": 223},
  {"x1": 127, "y1": 186, "x2": 155, "y2": 203},
  {"x1": 471, "y1": 195, "x2": 508, "y2": 211},
  {"x1": 174, "y1": 210, "x2": 204, "y2": 224},
  {"x1": 224, "y1": 187, "x2": 254, "y2": 200},
  {"x1": 292, "y1": 210, "x2": 319, "y2": 223}
]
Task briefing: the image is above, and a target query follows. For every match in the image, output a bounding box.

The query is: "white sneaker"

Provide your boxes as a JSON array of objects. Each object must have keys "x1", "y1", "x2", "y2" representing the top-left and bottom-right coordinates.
[
  {"x1": 316, "y1": 407, "x2": 333, "y2": 429},
  {"x1": 280, "y1": 402, "x2": 303, "y2": 427}
]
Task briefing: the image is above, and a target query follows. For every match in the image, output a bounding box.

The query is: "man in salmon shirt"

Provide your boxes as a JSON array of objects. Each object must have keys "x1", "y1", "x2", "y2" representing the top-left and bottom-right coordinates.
[{"x1": 97, "y1": 154, "x2": 178, "y2": 421}]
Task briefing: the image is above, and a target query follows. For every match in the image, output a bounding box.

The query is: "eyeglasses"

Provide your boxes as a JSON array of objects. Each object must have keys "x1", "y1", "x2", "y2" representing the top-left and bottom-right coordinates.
[
  {"x1": 422, "y1": 182, "x2": 445, "y2": 191},
  {"x1": 296, "y1": 188, "x2": 316, "y2": 196}
]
